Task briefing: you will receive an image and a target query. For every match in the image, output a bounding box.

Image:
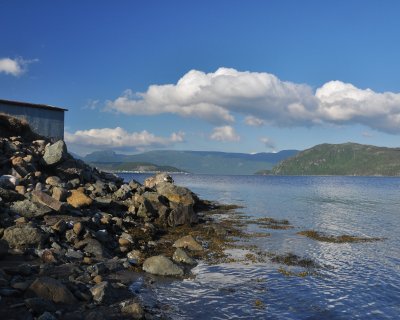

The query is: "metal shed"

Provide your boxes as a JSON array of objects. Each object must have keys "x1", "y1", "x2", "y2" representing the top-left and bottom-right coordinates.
[{"x1": 0, "y1": 99, "x2": 67, "y2": 140}]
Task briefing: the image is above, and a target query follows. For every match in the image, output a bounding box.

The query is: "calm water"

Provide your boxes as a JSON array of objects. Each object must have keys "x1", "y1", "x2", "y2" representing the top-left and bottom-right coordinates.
[{"x1": 119, "y1": 174, "x2": 400, "y2": 319}]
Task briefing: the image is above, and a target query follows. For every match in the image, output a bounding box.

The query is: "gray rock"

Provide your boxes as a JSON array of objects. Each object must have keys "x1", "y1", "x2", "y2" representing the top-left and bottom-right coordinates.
[
  {"x1": 144, "y1": 173, "x2": 173, "y2": 189},
  {"x1": 29, "y1": 277, "x2": 77, "y2": 304},
  {"x1": 32, "y1": 190, "x2": 64, "y2": 212},
  {"x1": 51, "y1": 186, "x2": 68, "y2": 202},
  {"x1": 43, "y1": 140, "x2": 68, "y2": 166},
  {"x1": 90, "y1": 281, "x2": 114, "y2": 304},
  {"x1": 65, "y1": 249, "x2": 84, "y2": 260},
  {"x1": 172, "y1": 248, "x2": 197, "y2": 265},
  {"x1": 173, "y1": 235, "x2": 203, "y2": 251},
  {"x1": 37, "y1": 311, "x2": 57, "y2": 320},
  {"x1": 0, "y1": 239, "x2": 9, "y2": 259},
  {"x1": 156, "y1": 182, "x2": 198, "y2": 206},
  {"x1": 121, "y1": 300, "x2": 144, "y2": 319},
  {"x1": 168, "y1": 204, "x2": 198, "y2": 227},
  {"x1": 24, "y1": 297, "x2": 56, "y2": 315},
  {"x1": 113, "y1": 184, "x2": 132, "y2": 201},
  {"x1": 142, "y1": 255, "x2": 183, "y2": 276},
  {"x1": 75, "y1": 238, "x2": 111, "y2": 259},
  {"x1": 0, "y1": 175, "x2": 18, "y2": 189},
  {"x1": 10, "y1": 199, "x2": 52, "y2": 218},
  {"x1": 2, "y1": 225, "x2": 47, "y2": 249}
]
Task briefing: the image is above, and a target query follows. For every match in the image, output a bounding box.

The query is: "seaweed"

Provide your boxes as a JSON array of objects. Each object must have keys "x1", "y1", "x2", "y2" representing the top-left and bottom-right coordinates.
[{"x1": 297, "y1": 230, "x2": 382, "y2": 243}]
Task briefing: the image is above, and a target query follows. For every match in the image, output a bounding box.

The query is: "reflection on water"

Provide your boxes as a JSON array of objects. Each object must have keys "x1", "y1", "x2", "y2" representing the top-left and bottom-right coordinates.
[{"x1": 120, "y1": 174, "x2": 400, "y2": 319}]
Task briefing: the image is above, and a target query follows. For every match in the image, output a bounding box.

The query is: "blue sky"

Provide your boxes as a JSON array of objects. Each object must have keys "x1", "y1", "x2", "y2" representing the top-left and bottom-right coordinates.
[{"x1": 2, "y1": 0, "x2": 400, "y2": 155}]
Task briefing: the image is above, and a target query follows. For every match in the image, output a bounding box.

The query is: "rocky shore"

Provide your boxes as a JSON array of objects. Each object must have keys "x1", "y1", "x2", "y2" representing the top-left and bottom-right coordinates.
[{"x1": 0, "y1": 115, "x2": 231, "y2": 319}]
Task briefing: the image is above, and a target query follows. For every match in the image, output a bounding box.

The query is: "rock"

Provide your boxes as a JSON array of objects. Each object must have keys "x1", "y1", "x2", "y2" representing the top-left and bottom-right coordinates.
[
  {"x1": 42, "y1": 140, "x2": 68, "y2": 166},
  {"x1": 67, "y1": 190, "x2": 93, "y2": 208},
  {"x1": 45, "y1": 176, "x2": 62, "y2": 187},
  {"x1": 24, "y1": 297, "x2": 56, "y2": 315},
  {"x1": 90, "y1": 281, "x2": 114, "y2": 304},
  {"x1": 93, "y1": 275, "x2": 103, "y2": 284},
  {"x1": 37, "y1": 311, "x2": 57, "y2": 320},
  {"x1": 65, "y1": 249, "x2": 83, "y2": 259},
  {"x1": 142, "y1": 255, "x2": 183, "y2": 276},
  {"x1": 173, "y1": 235, "x2": 203, "y2": 251},
  {"x1": 51, "y1": 219, "x2": 67, "y2": 233},
  {"x1": 168, "y1": 204, "x2": 198, "y2": 227},
  {"x1": 127, "y1": 250, "x2": 142, "y2": 265},
  {"x1": 29, "y1": 277, "x2": 77, "y2": 304},
  {"x1": 0, "y1": 239, "x2": 9, "y2": 259},
  {"x1": 76, "y1": 238, "x2": 111, "y2": 259},
  {"x1": 73, "y1": 222, "x2": 84, "y2": 236},
  {"x1": 32, "y1": 190, "x2": 64, "y2": 212},
  {"x1": 2, "y1": 224, "x2": 46, "y2": 249},
  {"x1": 0, "y1": 187, "x2": 25, "y2": 202},
  {"x1": 121, "y1": 301, "x2": 144, "y2": 319},
  {"x1": 113, "y1": 184, "x2": 132, "y2": 201},
  {"x1": 51, "y1": 186, "x2": 68, "y2": 202},
  {"x1": 144, "y1": 173, "x2": 173, "y2": 189},
  {"x1": 156, "y1": 182, "x2": 198, "y2": 206},
  {"x1": 0, "y1": 175, "x2": 18, "y2": 189},
  {"x1": 15, "y1": 185, "x2": 26, "y2": 194},
  {"x1": 172, "y1": 248, "x2": 197, "y2": 265},
  {"x1": 10, "y1": 199, "x2": 53, "y2": 218}
]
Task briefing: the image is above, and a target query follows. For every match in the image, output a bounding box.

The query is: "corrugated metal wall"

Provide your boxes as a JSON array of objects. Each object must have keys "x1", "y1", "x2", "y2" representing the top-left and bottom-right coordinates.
[{"x1": 0, "y1": 103, "x2": 64, "y2": 140}]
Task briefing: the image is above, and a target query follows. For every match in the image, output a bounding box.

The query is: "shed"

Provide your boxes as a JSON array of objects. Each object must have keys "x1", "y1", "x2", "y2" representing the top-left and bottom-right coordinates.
[{"x1": 0, "y1": 99, "x2": 67, "y2": 140}]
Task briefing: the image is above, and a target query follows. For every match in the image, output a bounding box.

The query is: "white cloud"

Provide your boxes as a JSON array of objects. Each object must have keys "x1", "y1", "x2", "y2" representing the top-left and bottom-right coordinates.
[
  {"x1": 0, "y1": 57, "x2": 36, "y2": 76},
  {"x1": 65, "y1": 127, "x2": 184, "y2": 151},
  {"x1": 244, "y1": 115, "x2": 265, "y2": 127},
  {"x1": 105, "y1": 67, "x2": 400, "y2": 134},
  {"x1": 210, "y1": 126, "x2": 240, "y2": 142},
  {"x1": 260, "y1": 137, "x2": 275, "y2": 150}
]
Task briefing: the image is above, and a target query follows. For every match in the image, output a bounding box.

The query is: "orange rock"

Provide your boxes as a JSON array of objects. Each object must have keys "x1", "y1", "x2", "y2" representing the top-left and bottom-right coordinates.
[{"x1": 67, "y1": 190, "x2": 93, "y2": 208}]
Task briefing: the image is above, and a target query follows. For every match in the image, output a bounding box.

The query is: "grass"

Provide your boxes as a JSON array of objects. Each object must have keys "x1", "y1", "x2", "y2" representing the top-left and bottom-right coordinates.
[{"x1": 297, "y1": 230, "x2": 382, "y2": 243}]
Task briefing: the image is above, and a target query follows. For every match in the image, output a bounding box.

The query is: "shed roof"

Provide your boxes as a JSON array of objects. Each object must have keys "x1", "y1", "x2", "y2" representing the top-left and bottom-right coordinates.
[{"x1": 0, "y1": 99, "x2": 68, "y2": 112}]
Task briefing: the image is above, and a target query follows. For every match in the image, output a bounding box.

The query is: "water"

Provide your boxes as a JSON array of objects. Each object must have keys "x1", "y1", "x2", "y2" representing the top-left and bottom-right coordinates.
[{"x1": 119, "y1": 174, "x2": 400, "y2": 319}]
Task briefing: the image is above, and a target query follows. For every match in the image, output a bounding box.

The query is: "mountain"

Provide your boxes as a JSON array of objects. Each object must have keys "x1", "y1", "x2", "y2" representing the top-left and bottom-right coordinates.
[
  {"x1": 81, "y1": 150, "x2": 299, "y2": 175},
  {"x1": 89, "y1": 162, "x2": 184, "y2": 173},
  {"x1": 271, "y1": 142, "x2": 400, "y2": 176}
]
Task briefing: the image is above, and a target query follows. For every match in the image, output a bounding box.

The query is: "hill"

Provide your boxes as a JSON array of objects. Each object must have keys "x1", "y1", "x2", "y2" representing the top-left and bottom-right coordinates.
[
  {"x1": 271, "y1": 142, "x2": 400, "y2": 176},
  {"x1": 82, "y1": 150, "x2": 299, "y2": 175},
  {"x1": 89, "y1": 161, "x2": 185, "y2": 173}
]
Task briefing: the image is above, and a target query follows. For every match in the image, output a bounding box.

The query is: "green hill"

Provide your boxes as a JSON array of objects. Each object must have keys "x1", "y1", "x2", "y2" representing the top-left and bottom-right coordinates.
[{"x1": 271, "y1": 142, "x2": 400, "y2": 176}]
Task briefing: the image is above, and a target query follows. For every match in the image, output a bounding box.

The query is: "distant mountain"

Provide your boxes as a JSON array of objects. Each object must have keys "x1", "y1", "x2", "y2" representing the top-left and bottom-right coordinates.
[
  {"x1": 90, "y1": 161, "x2": 184, "y2": 173},
  {"x1": 81, "y1": 150, "x2": 299, "y2": 175},
  {"x1": 271, "y1": 142, "x2": 400, "y2": 176}
]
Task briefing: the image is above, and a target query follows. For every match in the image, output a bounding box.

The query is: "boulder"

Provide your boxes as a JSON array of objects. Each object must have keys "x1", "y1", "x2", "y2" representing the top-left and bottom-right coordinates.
[
  {"x1": 29, "y1": 277, "x2": 77, "y2": 304},
  {"x1": 10, "y1": 199, "x2": 53, "y2": 218},
  {"x1": 67, "y1": 190, "x2": 93, "y2": 208},
  {"x1": 173, "y1": 235, "x2": 203, "y2": 251},
  {"x1": 0, "y1": 175, "x2": 18, "y2": 189},
  {"x1": 2, "y1": 224, "x2": 47, "y2": 249},
  {"x1": 42, "y1": 140, "x2": 68, "y2": 166},
  {"x1": 172, "y1": 248, "x2": 197, "y2": 265},
  {"x1": 24, "y1": 297, "x2": 56, "y2": 315},
  {"x1": 75, "y1": 238, "x2": 111, "y2": 259},
  {"x1": 0, "y1": 239, "x2": 9, "y2": 259},
  {"x1": 156, "y1": 182, "x2": 198, "y2": 206},
  {"x1": 32, "y1": 190, "x2": 64, "y2": 212},
  {"x1": 142, "y1": 255, "x2": 183, "y2": 276},
  {"x1": 144, "y1": 173, "x2": 173, "y2": 189},
  {"x1": 168, "y1": 204, "x2": 198, "y2": 227},
  {"x1": 121, "y1": 301, "x2": 144, "y2": 319},
  {"x1": 0, "y1": 187, "x2": 25, "y2": 202},
  {"x1": 51, "y1": 186, "x2": 68, "y2": 202},
  {"x1": 45, "y1": 176, "x2": 62, "y2": 187},
  {"x1": 90, "y1": 281, "x2": 114, "y2": 304}
]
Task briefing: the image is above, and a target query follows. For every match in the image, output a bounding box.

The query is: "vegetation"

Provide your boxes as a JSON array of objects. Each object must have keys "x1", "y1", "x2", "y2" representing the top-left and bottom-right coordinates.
[
  {"x1": 271, "y1": 142, "x2": 400, "y2": 176},
  {"x1": 297, "y1": 230, "x2": 381, "y2": 243}
]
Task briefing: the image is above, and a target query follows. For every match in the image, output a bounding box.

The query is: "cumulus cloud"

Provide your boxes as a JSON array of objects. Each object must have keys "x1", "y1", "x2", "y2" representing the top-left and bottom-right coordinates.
[
  {"x1": 244, "y1": 115, "x2": 265, "y2": 127},
  {"x1": 65, "y1": 127, "x2": 184, "y2": 151},
  {"x1": 260, "y1": 137, "x2": 275, "y2": 150},
  {"x1": 210, "y1": 126, "x2": 240, "y2": 142},
  {"x1": 105, "y1": 67, "x2": 400, "y2": 134},
  {"x1": 0, "y1": 57, "x2": 36, "y2": 76}
]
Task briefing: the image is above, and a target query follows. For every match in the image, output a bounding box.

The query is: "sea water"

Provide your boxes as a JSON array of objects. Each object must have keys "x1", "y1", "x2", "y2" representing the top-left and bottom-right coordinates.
[{"x1": 119, "y1": 174, "x2": 400, "y2": 320}]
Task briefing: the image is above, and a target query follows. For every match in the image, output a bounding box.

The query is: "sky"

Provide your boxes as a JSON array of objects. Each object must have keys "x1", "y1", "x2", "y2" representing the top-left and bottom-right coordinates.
[{"x1": 2, "y1": 0, "x2": 400, "y2": 155}]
